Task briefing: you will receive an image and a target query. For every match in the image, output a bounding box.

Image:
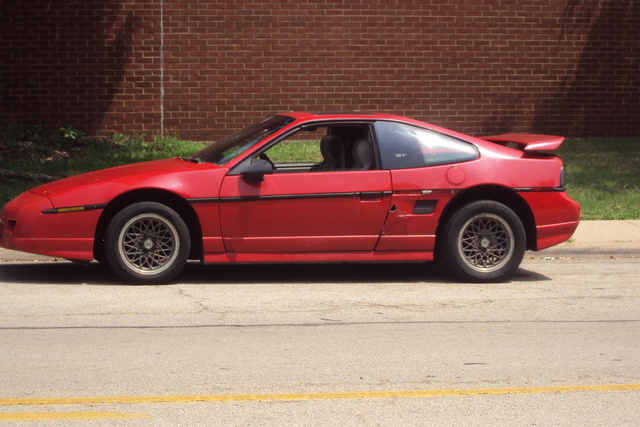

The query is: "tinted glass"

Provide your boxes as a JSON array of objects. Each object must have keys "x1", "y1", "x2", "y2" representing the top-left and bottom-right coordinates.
[{"x1": 374, "y1": 121, "x2": 478, "y2": 169}]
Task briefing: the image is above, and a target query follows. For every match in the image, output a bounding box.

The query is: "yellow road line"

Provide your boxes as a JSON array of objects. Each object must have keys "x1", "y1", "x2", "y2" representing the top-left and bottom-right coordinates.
[
  {"x1": 0, "y1": 411, "x2": 149, "y2": 421},
  {"x1": 1, "y1": 384, "x2": 639, "y2": 406}
]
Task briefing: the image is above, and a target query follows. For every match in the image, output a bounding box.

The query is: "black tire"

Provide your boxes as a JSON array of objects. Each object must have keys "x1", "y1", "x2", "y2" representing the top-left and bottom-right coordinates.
[
  {"x1": 104, "y1": 202, "x2": 190, "y2": 285},
  {"x1": 439, "y1": 200, "x2": 526, "y2": 283}
]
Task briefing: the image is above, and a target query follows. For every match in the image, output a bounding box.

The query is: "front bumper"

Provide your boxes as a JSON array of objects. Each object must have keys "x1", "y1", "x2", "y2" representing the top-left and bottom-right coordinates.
[{"x1": 1, "y1": 191, "x2": 97, "y2": 261}]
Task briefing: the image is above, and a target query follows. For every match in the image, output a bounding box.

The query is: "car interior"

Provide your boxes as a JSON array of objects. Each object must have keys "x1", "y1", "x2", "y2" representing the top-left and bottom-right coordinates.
[{"x1": 262, "y1": 123, "x2": 376, "y2": 174}]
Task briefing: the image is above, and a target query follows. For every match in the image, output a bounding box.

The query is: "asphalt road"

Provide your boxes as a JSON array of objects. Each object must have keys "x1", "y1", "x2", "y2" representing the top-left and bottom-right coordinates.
[{"x1": 0, "y1": 252, "x2": 639, "y2": 425}]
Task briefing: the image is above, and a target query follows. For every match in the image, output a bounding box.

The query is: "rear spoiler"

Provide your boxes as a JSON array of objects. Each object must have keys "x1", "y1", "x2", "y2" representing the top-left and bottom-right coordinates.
[{"x1": 479, "y1": 134, "x2": 564, "y2": 152}]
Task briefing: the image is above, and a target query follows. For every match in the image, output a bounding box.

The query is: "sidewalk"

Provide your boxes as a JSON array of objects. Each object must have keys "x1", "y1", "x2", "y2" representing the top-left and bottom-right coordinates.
[
  {"x1": 1, "y1": 220, "x2": 639, "y2": 262},
  {"x1": 539, "y1": 219, "x2": 640, "y2": 257},
  {"x1": 560, "y1": 220, "x2": 640, "y2": 247}
]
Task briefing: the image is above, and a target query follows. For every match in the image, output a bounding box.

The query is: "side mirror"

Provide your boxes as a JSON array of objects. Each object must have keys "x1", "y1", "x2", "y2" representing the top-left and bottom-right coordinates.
[{"x1": 241, "y1": 159, "x2": 274, "y2": 182}]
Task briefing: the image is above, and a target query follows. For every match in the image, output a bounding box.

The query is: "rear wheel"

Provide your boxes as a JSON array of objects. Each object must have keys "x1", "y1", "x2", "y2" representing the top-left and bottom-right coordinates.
[
  {"x1": 104, "y1": 202, "x2": 190, "y2": 284},
  {"x1": 440, "y1": 200, "x2": 525, "y2": 282}
]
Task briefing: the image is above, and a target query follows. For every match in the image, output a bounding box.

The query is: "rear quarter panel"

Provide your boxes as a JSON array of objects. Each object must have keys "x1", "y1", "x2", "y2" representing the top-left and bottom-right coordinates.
[{"x1": 383, "y1": 148, "x2": 575, "y2": 251}]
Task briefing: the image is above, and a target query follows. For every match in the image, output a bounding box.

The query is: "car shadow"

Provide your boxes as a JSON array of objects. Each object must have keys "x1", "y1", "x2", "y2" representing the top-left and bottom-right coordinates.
[
  {"x1": 0, "y1": 261, "x2": 550, "y2": 286},
  {"x1": 509, "y1": 267, "x2": 551, "y2": 282},
  {"x1": 0, "y1": 262, "x2": 122, "y2": 286},
  {"x1": 179, "y1": 262, "x2": 449, "y2": 285}
]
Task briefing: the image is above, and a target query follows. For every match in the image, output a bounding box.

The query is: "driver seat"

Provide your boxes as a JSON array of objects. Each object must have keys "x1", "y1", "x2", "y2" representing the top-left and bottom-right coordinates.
[{"x1": 319, "y1": 135, "x2": 345, "y2": 171}]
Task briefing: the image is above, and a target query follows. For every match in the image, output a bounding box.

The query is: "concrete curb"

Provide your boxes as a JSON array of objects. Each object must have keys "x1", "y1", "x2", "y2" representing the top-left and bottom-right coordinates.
[{"x1": 1, "y1": 220, "x2": 639, "y2": 262}]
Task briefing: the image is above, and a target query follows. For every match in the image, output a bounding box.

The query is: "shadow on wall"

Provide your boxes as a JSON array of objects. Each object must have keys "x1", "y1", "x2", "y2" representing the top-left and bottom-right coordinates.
[
  {"x1": 533, "y1": 0, "x2": 640, "y2": 137},
  {"x1": 0, "y1": 1, "x2": 142, "y2": 134}
]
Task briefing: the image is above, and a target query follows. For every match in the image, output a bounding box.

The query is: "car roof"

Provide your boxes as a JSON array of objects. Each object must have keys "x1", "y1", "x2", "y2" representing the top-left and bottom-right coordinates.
[
  {"x1": 279, "y1": 111, "x2": 456, "y2": 137},
  {"x1": 281, "y1": 111, "x2": 405, "y2": 121}
]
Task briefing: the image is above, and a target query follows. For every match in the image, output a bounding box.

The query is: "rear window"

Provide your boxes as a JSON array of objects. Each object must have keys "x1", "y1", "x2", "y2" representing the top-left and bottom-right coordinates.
[{"x1": 374, "y1": 121, "x2": 478, "y2": 169}]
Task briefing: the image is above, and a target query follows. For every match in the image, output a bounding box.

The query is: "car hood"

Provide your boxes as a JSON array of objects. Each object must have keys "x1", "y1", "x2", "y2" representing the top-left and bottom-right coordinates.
[{"x1": 30, "y1": 159, "x2": 224, "y2": 204}]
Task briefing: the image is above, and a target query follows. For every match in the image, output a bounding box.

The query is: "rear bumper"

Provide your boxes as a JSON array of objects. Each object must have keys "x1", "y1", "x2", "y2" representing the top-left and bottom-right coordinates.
[
  {"x1": 535, "y1": 220, "x2": 580, "y2": 251},
  {"x1": 519, "y1": 191, "x2": 581, "y2": 251}
]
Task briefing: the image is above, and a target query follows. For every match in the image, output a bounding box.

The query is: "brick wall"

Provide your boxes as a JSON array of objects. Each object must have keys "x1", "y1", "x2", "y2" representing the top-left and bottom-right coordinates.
[{"x1": 1, "y1": 0, "x2": 638, "y2": 140}]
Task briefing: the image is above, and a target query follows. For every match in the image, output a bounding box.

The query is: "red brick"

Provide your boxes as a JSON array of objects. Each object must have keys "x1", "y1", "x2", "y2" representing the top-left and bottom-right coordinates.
[{"x1": 1, "y1": 0, "x2": 638, "y2": 138}]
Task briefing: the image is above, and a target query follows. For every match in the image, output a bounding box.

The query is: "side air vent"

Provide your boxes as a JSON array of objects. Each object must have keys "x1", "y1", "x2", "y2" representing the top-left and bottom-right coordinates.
[{"x1": 413, "y1": 200, "x2": 437, "y2": 215}]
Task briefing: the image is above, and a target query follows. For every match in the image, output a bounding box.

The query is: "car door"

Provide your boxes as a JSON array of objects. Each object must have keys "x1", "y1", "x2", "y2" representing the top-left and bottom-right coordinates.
[{"x1": 218, "y1": 123, "x2": 393, "y2": 253}]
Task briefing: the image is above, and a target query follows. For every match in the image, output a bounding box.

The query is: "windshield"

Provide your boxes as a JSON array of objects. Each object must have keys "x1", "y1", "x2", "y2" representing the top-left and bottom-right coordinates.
[{"x1": 191, "y1": 115, "x2": 295, "y2": 165}]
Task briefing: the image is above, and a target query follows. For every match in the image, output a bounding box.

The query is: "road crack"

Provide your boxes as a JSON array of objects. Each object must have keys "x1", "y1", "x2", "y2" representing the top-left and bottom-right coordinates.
[{"x1": 174, "y1": 288, "x2": 213, "y2": 314}]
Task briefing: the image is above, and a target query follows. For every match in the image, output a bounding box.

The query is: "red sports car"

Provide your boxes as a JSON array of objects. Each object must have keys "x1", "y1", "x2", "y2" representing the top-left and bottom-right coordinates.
[{"x1": 0, "y1": 112, "x2": 580, "y2": 284}]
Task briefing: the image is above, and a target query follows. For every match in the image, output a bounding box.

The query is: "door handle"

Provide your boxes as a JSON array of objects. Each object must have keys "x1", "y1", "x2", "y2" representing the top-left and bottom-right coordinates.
[{"x1": 358, "y1": 191, "x2": 384, "y2": 199}]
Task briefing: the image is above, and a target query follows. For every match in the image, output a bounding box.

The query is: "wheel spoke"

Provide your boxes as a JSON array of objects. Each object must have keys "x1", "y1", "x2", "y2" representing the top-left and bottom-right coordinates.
[
  {"x1": 458, "y1": 214, "x2": 514, "y2": 272},
  {"x1": 119, "y1": 214, "x2": 178, "y2": 273}
]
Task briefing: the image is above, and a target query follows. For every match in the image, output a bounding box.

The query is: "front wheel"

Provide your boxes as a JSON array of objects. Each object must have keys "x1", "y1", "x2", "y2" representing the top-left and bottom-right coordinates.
[
  {"x1": 104, "y1": 202, "x2": 190, "y2": 285},
  {"x1": 439, "y1": 201, "x2": 526, "y2": 282}
]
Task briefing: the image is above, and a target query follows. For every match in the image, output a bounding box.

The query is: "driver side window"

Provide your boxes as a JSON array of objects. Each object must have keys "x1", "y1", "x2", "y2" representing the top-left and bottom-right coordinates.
[
  {"x1": 264, "y1": 126, "x2": 325, "y2": 172},
  {"x1": 261, "y1": 123, "x2": 376, "y2": 173}
]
